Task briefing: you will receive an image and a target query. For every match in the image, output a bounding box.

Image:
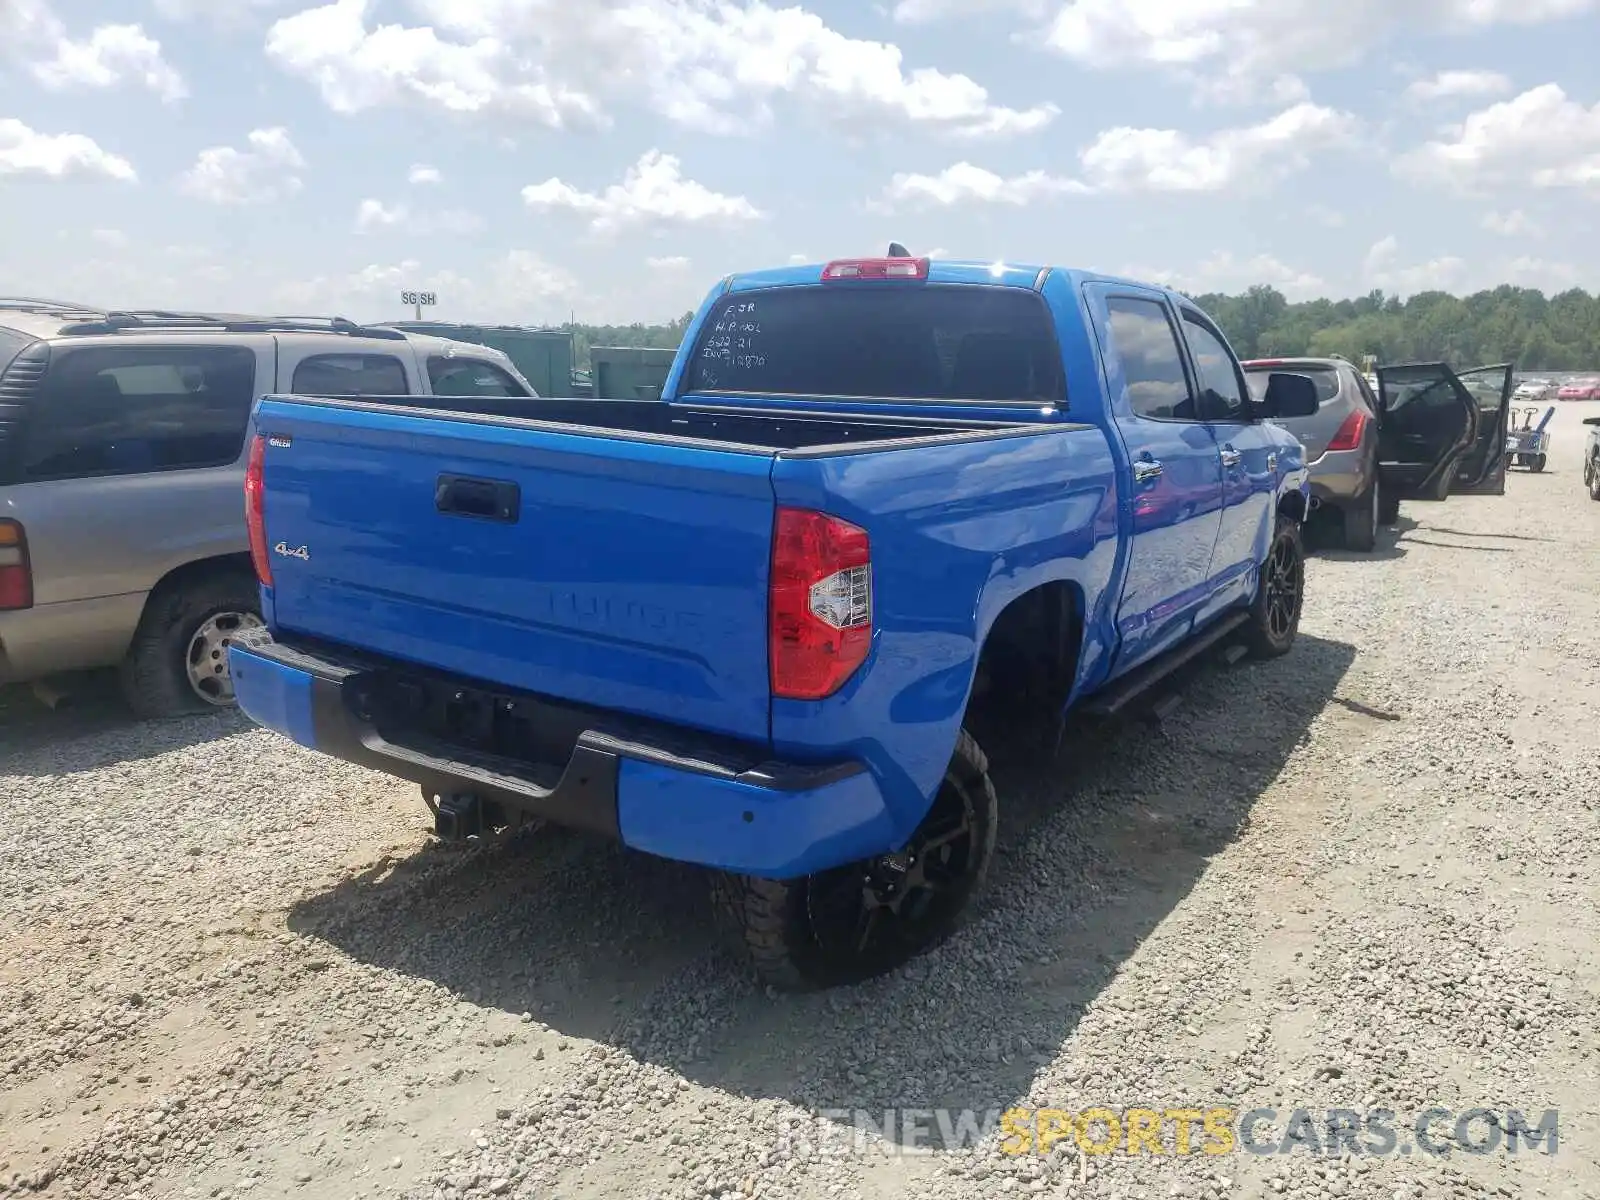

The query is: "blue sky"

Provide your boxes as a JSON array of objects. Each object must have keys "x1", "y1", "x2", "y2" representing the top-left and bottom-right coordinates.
[{"x1": 2, "y1": 0, "x2": 1598, "y2": 326}]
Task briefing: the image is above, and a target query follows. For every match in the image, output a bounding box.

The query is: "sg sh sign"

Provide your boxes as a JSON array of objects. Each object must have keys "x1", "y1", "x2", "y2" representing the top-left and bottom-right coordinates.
[{"x1": 401, "y1": 291, "x2": 437, "y2": 306}]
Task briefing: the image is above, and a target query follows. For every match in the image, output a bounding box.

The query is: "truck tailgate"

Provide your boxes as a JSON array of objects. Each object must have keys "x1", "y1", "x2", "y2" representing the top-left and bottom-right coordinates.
[{"x1": 252, "y1": 398, "x2": 776, "y2": 743}]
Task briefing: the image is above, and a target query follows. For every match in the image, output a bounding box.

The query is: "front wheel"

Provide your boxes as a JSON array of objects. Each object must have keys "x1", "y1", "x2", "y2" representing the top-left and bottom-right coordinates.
[
  {"x1": 1241, "y1": 517, "x2": 1304, "y2": 660},
  {"x1": 711, "y1": 729, "x2": 998, "y2": 992},
  {"x1": 1589, "y1": 456, "x2": 1600, "y2": 501},
  {"x1": 1530, "y1": 453, "x2": 1547, "y2": 473}
]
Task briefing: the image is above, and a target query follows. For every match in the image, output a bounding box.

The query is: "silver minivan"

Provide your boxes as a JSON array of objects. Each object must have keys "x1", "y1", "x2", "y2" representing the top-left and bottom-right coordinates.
[{"x1": 0, "y1": 300, "x2": 539, "y2": 717}]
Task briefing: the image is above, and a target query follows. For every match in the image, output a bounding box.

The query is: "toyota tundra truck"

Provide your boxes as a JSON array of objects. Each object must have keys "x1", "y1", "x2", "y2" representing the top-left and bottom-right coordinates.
[{"x1": 226, "y1": 256, "x2": 1477, "y2": 990}]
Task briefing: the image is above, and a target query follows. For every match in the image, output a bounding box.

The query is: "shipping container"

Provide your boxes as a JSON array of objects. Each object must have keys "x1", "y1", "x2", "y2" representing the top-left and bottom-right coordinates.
[{"x1": 590, "y1": 345, "x2": 676, "y2": 400}]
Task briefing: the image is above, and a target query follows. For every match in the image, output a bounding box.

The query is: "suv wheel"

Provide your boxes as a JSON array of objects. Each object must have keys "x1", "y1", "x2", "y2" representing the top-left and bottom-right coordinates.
[
  {"x1": 120, "y1": 569, "x2": 263, "y2": 719},
  {"x1": 1342, "y1": 477, "x2": 1379, "y2": 553}
]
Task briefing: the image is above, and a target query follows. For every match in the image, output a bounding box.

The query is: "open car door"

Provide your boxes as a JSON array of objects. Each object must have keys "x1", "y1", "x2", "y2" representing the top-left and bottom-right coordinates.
[
  {"x1": 1452, "y1": 363, "x2": 1515, "y2": 493},
  {"x1": 1375, "y1": 362, "x2": 1479, "y2": 502}
]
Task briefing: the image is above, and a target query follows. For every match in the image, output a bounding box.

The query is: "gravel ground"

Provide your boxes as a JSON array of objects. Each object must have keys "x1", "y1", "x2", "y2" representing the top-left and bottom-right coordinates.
[{"x1": 5, "y1": 405, "x2": 1600, "y2": 1200}]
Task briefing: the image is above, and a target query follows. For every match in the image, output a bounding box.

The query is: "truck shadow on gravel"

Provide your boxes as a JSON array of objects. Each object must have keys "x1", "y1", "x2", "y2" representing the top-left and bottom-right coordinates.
[
  {"x1": 0, "y1": 674, "x2": 249, "y2": 774},
  {"x1": 286, "y1": 632, "x2": 1355, "y2": 1147}
]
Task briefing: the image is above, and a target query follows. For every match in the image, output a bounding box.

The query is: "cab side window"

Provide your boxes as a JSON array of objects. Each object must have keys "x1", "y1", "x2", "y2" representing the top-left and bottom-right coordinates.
[
  {"x1": 1104, "y1": 297, "x2": 1197, "y2": 421},
  {"x1": 427, "y1": 357, "x2": 533, "y2": 398}
]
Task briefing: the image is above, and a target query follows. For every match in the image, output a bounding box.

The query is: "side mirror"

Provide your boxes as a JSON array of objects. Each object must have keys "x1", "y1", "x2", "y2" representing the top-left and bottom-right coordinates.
[{"x1": 1260, "y1": 371, "x2": 1319, "y2": 419}]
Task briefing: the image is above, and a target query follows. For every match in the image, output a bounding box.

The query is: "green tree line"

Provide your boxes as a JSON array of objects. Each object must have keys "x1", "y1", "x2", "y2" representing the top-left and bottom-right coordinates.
[
  {"x1": 560, "y1": 285, "x2": 1600, "y2": 372},
  {"x1": 1185, "y1": 284, "x2": 1600, "y2": 370}
]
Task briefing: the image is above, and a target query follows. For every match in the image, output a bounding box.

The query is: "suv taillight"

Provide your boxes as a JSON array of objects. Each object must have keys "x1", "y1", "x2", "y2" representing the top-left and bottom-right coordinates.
[
  {"x1": 1326, "y1": 410, "x2": 1368, "y2": 452},
  {"x1": 0, "y1": 519, "x2": 32, "y2": 610},
  {"x1": 245, "y1": 433, "x2": 272, "y2": 587},
  {"x1": 769, "y1": 507, "x2": 872, "y2": 701}
]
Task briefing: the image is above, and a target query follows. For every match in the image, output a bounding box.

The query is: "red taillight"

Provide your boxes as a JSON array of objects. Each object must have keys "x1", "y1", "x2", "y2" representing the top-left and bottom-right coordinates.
[
  {"x1": 1325, "y1": 410, "x2": 1368, "y2": 452},
  {"x1": 821, "y1": 257, "x2": 928, "y2": 281},
  {"x1": 769, "y1": 507, "x2": 872, "y2": 701},
  {"x1": 0, "y1": 519, "x2": 32, "y2": 610},
  {"x1": 245, "y1": 433, "x2": 272, "y2": 587}
]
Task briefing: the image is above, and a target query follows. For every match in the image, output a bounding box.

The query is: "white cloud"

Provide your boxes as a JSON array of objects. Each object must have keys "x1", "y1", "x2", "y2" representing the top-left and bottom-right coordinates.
[
  {"x1": 875, "y1": 161, "x2": 1088, "y2": 209},
  {"x1": 1396, "y1": 84, "x2": 1600, "y2": 192},
  {"x1": 1482, "y1": 209, "x2": 1540, "y2": 236},
  {"x1": 264, "y1": 0, "x2": 1058, "y2": 138},
  {"x1": 1503, "y1": 255, "x2": 1579, "y2": 287},
  {"x1": 1040, "y1": 0, "x2": 1595, "y2": 103},
  {"x1": 177, "y1": 127, "x2": 305, "y2": 205},
  {"x1": 408, "y1": 163, "x2": 443, "y2": 184},
  {"x1": 90, "y1": 228, "x2": 129, "y2": 247},
  {"x1": 0, "y1": 118, "x2": 137, "y2": 181},
  {"x1": 355, "y1": 198, "x2": 483, "y2": 234},
  {"x1": 1117, "y1": 251, "x2": 1327, "y2": 300},
  {"x1": 1080, "y1": 103, "x2": 1359, "y2": 192},
  {"x1": 1362, "y1": 235, "x2": 1467, "y2": 294},
  {"x1": 152, "y1": 0, "x2": 295, "y2": 25},
  {"x1": 1404, "y1": 69, "x2": 1512, "y2": 102},
  {"x1": 29, "y1": 23, "x2": 187, "y2": 101},
  {"x1": 892, "y1": 0, "x2": 1046, "y2": 19},
  {"x1": 521, "y1": 150, "x2": 764, "y2": 232},
  {"x1": 647, "y1": 255, "x2": 691, "y2": 270},
  {"x1": 0, "y1": 2, "x2": 186, "y2": 102},
  {"x1": 273, "y1": 250, "x2": 578, "y2": 324}
]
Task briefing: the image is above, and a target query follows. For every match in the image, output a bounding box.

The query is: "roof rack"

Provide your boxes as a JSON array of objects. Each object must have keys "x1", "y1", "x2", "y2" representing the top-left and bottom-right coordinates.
[
  {"x1": 54, "y1": 310, "x2": 407, "y2": 341},
  {"x1": 0, "y1": 296, "x2": 106, "y2": 316}
]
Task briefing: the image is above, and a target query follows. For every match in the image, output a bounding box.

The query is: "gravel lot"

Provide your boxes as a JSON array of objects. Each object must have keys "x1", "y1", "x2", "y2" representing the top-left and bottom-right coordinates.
[{"x1": 5, "y1": 405, "x2": 1600, "y2": 1200}]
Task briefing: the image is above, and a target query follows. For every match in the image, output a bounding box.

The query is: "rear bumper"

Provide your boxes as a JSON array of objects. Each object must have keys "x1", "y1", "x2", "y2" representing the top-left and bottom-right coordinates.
[
  {"x1": 227, "y1": 630, "x2": 895, "y2": 880},
  {"x1": 1306, "y1": 446, "x2": 1374, "y2": 507}
]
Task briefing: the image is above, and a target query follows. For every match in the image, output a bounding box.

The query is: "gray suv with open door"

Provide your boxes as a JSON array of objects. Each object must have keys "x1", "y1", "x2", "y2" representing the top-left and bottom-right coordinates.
[
  {"x1": 1242, "y1": 356, "x2": 1382, "y2": 551},
  {"x1": 0, "y1": 300, "x2": 537, "y2": 718}
]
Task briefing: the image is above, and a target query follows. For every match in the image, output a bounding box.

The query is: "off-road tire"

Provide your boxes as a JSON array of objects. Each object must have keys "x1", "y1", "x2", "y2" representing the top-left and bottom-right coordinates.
[
  {"x1": 1342, "y1": 478, "x2": 1379, "y2": 553},
  {"x1": 710, "y1": 729, "x2": 998, "y2": 992},
  {"x1": 119, "y1": 569, "x2": 261, "y2": 719},
  {"x1": 1589, "y1": 455, "x2": 1600, "y2": 501},
  {"x1": 1241, "y1": 516, "x2": 1304, "y2": 661}
]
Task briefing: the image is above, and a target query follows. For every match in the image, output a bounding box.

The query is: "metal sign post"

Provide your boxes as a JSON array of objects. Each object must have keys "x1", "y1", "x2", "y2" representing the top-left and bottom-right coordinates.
[{"x1": 401, "y1": 290, "x2": 437, "y2": 321}]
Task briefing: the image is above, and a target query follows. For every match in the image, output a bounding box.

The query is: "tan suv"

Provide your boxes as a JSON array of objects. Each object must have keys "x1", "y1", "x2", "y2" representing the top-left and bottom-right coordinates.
[{"x1": 0, "y1": 299, "x2": 539, "y2": 717}]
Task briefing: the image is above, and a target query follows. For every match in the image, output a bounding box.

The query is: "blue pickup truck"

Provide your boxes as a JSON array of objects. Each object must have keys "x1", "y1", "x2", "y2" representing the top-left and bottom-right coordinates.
[{"x1": 225, "y1": 255, "x2": 1431, "y2": 991}]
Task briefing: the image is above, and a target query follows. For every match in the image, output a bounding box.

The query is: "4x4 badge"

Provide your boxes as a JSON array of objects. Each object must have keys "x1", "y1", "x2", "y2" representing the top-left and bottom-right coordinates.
[{"x1": 273, "y1": 542, "x2": 309, "y2": 561}]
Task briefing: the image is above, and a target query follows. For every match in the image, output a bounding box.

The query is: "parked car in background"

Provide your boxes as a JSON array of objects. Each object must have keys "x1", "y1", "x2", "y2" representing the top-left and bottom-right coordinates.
[
  {"x1": 1242, "y1": 356, "x2": 1382, "y2": 552},
  {"x1": 1514, "y1": 378, "x2": 1556, "y2": 402},
  {"x1": 1558, "y1": 378, "x2": 1600, "y2": 401},
  {"x1": 1583, "y1": 416, "x2": 1600, "y2": 499},
  {"x1": 0, "y1": 299, "x2": 537, "y2": 717}
]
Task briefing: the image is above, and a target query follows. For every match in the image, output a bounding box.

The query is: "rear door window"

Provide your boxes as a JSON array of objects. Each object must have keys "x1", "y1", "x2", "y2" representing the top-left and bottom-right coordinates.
[
  {"x1": 427, "y1": 356, "x2": 533, "y2": 398},
  {"x1": 684, "y1": 285, "x2": 1064, "y2": 404},
  {"x1": 1243, "y1": 366, "x2": 1342, "y2": 404},
  {"x1": 291, "y1": 353, "x2": 408, "y2": 397},
  {"x1": 22, "y1": 345, "x2": 257, "y2": 481}
]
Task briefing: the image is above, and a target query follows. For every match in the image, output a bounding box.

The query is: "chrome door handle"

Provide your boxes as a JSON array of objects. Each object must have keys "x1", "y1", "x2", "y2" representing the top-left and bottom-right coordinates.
[
  {"x1": 1132, "y1": 459, "x2": 1163, "y2": 483},
  {"x1": 1220, "y1": 447, "x2": 1242, "y2": 468}
]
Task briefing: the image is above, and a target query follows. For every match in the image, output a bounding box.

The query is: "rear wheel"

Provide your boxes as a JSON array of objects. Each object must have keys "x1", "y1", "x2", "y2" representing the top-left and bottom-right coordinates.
[
  {"x1": 119, "y1": 570, "x2": 263, "y2": 719},
  {"x1": 1241, "y1": 517, "x2": 1304, "y2": 660},
  {"x1": 1589, "y1": 456, "x2": 1600, "y2": 500},
  {"x1": 1530, "y1": 453, "x2": 1547, "y2": 473},
  {"x1": 1378, "y1": 484, "x2": 1401, "y2": 527},
  {"x1": 1342, "y1": 478, "x2": 1378, "y2": 552},
  {"x1": 711, "y1": 729, "x2": 997, "y2": 991}
]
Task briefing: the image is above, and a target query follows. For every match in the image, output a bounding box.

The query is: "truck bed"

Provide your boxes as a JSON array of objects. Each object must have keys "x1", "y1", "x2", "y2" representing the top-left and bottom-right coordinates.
[{"x1": 287, "y1": 392, "x2": 1042, "y2": 453}]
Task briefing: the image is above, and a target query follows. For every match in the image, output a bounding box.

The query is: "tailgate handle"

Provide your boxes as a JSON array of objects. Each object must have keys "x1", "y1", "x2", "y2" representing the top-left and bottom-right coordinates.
[{"x1": 435, "y1": 474, "x2": 520, "y2": 523}]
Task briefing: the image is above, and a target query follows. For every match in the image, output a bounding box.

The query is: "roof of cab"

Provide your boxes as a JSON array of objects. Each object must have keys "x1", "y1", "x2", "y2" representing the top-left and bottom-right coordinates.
[{"x1": 722, "y1": 259, "x2": 1196, "y2": 305}]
